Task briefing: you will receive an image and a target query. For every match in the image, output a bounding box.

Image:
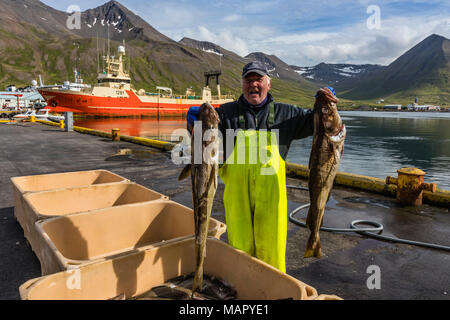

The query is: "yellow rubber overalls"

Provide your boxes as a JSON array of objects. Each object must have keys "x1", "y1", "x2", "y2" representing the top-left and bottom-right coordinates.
[{"x1": 219, "y1": 103, "x2": 287, "y2": 272}]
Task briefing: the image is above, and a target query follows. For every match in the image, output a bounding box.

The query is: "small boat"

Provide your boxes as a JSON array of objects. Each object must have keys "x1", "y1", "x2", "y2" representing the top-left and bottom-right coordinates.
[
  {"x1": 13, "y1": 109, "x2": 36, "y2": 120},
  {"x1": 34, "y1": 109, "x2": 51, "y2": 121},
  {"x1": 34, "y1": 109, "x2": 64, "y2": 122},
  {"x1": 47, "y1": 114, "x2": 65, "y2": 123}
]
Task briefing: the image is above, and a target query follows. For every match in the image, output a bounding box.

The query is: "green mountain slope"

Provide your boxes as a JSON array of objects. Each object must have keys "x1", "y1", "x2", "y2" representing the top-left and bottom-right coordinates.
[
  {"x1": 340, "y1": 34, "x2": 450, "y2": 105},
  {"x1": 0, "y1": 0, "x2": 319, "y2": 107}
]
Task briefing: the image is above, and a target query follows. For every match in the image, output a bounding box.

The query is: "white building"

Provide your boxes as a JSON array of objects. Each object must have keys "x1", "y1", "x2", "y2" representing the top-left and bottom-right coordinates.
[
  {"x1": 0, "y1": 91, "x2": 45, "y2": 109},
  {"x1": 407, "y1": 104, "x2": 441, "y2": 111}
]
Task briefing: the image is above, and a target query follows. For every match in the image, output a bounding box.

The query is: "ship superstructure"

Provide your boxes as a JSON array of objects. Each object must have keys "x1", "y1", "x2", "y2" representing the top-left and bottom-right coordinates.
[{"x1": 38, "y1": 45, "x2": 234, "y2": 117}]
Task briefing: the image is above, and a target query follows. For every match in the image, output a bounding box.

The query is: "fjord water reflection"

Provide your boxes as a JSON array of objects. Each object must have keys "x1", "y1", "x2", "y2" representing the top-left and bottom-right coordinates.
[
  {"x1": 75, "y1": 118, "x2": 186, "y2": 141},
  {"x1": 288, "y1": 111, "x2": 450, "y2": 190},
  {"x1": 76, "y1": 111, "x2": 450, "y2": 190}
]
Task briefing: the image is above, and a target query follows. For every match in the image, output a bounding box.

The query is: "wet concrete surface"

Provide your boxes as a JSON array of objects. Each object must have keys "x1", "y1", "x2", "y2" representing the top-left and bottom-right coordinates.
[{"x1": 0, "y1": 122, "x2": 449, "y2": 300}]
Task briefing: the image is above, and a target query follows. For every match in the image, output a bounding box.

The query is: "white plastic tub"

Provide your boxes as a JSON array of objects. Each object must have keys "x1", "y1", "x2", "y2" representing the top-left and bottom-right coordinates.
[
  {"x1": 20, "y1": 182, "x2": 167, "y2": 267},
  {"x1": 20, "y1": 238, "x2": 327, "y2": 300},
  {"x1": 11, "y1": 170, "x2": 129, "y2": 242},
  {"x1": 35, "y1": 200, "x2": 226, "y2": 275}
]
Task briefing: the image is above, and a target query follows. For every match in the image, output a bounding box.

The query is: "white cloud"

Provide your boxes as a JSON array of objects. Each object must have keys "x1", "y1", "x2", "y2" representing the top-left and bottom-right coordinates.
[
  {"x1": 222, "y1": 15, "x2": 241, "y2": 22},
  {"x1": 41, "y1": 0, "x2": 450, "y2": 67},
  {"x1": 181, "y1": 26, "x2": 250, "y2": 57},
  {"x1": 250, "y1": 14, "x2": 450, "y2": 66},
  {"x1": 263, "y1": 32, "x2": 335, "y2": 45},
  {"x1": 156, "y1": 1, "x2": 449, "y2": 67}
]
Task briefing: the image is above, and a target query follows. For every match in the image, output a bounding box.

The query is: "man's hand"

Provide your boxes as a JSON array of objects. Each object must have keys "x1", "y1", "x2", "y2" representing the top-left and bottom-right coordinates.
[{"x1": 187, "y1": 106, "x2": 200, "y2": 132}]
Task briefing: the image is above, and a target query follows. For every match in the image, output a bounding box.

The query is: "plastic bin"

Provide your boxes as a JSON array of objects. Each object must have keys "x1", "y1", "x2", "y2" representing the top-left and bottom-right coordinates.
[
  {"x1": 20, "y1": 238, "x2": 321, "y2": 300},
  {"x1": 20, "y1": 182, "x2": 167, "y2": 263},
  {"x1": 11, "y1": 170, "x2": 128, "y2": 237},
  {"x1": 11, "y1": 170, "x2": 128, "y2": 195},
  {"x1": 35, "y1": 200, "x2": 226, "y2": 275}
]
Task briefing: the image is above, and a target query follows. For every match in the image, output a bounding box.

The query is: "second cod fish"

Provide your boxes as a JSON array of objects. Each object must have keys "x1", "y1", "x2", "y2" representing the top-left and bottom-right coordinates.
[
  {"x1": 132, "y1": 273, "x2": 237, "y2": 300},
  {"x1": 178, "y1": 102, "x2": 220, "y2": 296},
  {"x1": 304, "y1": 87, "x2": 346, "y2": 258}
]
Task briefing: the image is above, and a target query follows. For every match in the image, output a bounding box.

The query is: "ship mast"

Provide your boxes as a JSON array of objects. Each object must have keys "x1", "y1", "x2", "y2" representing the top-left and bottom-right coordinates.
[
  {"x1": 107, "y1": 25, "x2": 110, "y2": 59},
  {"x1": 96, "y1": 41, "x2": 131, "y2": 91},
  {"x1": 73, "y1": 41, "x2": 81, "y2": 83},
  {"x1": 96, "y1": 32, "x2": 100, "y2": 74}
]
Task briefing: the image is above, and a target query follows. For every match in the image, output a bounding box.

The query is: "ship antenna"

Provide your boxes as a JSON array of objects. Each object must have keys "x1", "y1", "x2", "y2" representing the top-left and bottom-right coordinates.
[
  {"x1": 96, "y1": 31, "x2": 100, "y2": 74},
  {"x1": 102, "y1": 38, "x2": 105, "y2": 72},
  {"x1": 126, "y1": 41, "x2": 131, "y2": 75},
  {"x1": 73, "y1": 41, "x2": 80, "y2": 81},
  {"x1": 107, "y1": 25, "x2": 110, "y2": 58}
]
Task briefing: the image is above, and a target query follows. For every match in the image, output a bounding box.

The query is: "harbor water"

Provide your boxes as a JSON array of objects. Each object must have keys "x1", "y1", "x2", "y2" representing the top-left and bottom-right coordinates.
[{"x1": 75, "y1": 111, "x2": 450, "y2": 190}]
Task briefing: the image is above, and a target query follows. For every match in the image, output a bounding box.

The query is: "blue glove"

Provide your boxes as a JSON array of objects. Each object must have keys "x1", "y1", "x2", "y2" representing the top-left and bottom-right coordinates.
[
  {"x1": 187, "y1": 106, "x2": 200, "y2": 128},
  {"x1": 315, "y1": 86, "x2": 337, "y2": 98},
  {"x1": 327, "y1": 86, "x2": 337, "y2": 97}
]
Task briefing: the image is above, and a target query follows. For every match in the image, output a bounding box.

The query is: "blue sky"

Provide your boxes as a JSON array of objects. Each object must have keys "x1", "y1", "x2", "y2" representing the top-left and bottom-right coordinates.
[{"x1": 42, "y1": 0, "x2": 450, "y2": 66}]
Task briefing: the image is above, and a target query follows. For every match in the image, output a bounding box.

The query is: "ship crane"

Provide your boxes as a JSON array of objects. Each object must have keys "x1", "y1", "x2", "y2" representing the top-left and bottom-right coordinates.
[
  {"x1": 204, "y1": 70, "x2": 222, "y2": 98},
  {"x1": 156, "y1": 87, "x2": 173, "y2": 96}
]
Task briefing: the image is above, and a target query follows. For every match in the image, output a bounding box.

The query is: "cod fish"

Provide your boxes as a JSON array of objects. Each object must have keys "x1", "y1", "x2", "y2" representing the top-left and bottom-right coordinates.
[
  {"x1": 132, "y1": 273, "x2": 237, "y2": 300},
  {"x1": 304, "y1": 87, "x2": 346, "y2": 258},
  {"x1": 178, "y1": 103, "x2": 220, "y2": 296}
]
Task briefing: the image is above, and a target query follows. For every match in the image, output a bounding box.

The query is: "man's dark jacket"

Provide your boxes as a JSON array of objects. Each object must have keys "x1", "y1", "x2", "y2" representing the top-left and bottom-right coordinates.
[{"x1": 217, "y1": 93, "x2": 314, "y2": 161}]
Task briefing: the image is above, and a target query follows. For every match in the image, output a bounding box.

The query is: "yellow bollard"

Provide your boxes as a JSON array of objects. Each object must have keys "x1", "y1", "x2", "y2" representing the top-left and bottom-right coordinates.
[
  {"x1": 30, "y1": 116, "x2": 36, "y2": 123},
  {"x1": 112, "y1": 128, "x2": 120, "y2": 141},
  {"x1": 386, "y1": 168, "x2": 437, "y2": 206},
  {"x1": 59, "y1": 120, "x2": 64, "y2": 129}
]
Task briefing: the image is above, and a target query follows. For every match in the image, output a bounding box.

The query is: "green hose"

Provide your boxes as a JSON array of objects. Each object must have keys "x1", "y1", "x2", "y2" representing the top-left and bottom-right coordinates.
[{"x1": 287, "y1": 185, "x2": 450, "y2": 252}]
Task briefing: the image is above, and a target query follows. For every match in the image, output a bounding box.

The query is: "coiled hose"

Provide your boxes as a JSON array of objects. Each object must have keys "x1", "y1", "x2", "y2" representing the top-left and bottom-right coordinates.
[{"x1": 287, "y1": 185, "x2": 450, "y2": 252}]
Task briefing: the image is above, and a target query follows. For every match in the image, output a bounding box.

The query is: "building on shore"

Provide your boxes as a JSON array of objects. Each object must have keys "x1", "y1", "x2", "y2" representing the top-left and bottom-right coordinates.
[
  {"x1": 407, "y1": 104, "x2": 441, "y2": 111},
  {"x1": 0, "y1": 91, "x2": 45, "y2": 110},
  {"x1": 383, "y1": 104, "x2": 402, "y2": 110},
  {"x1": 1, "y1": 83, "x2": 45, "y2": 110}
]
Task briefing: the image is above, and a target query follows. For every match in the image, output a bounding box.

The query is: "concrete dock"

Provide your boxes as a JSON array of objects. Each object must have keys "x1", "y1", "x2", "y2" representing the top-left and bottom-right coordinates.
[{"x1": 0, "y1": 122, "x2": 449, "y2": 300}]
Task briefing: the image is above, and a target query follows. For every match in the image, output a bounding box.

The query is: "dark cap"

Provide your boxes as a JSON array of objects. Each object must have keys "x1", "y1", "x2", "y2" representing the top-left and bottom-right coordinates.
[{"x1": 242, "y1": 61, "x2": 269, "y2": 78}]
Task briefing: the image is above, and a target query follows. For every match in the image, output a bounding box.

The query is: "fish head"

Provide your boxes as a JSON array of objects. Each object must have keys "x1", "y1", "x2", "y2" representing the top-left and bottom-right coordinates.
[
  {"x1": 198, "y1": 103, "x2": 220, "y2": 165},
  {"x1": 199, "y1": 103, "x2": 220, "y2": 130},
  {"x1": 314, "y1": 87, "x2": 342, "y2": 135}
]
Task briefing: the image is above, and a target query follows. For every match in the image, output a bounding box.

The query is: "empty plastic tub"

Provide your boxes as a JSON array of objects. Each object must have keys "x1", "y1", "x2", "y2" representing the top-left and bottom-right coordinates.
[
  {"x1": 11, "y1": 170, "x2": 128, "y2": 195},
  {"x1": 20, "y1": 237, "x2": 323, "y2": 300},
  {"x1": 35, "y1": 200, "x2": 226, "y2": 275},
  {"x1": 21, "y1": 182, "x2": 167, "y2": 261},
  {"x1": 11, "y1": 170, "x2": 128, "y2": 238}
]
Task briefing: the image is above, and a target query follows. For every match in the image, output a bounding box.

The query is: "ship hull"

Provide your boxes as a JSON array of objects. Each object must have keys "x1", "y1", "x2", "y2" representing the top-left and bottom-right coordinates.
[{"x1": 38, "y1": 89, "x2": 231, "y2": 117}]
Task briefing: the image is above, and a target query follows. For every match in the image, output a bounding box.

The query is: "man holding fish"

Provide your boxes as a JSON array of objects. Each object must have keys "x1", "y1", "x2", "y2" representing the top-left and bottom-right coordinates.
[{"x1": 185, "y1": 61, "x2": 345, "y2": 279}]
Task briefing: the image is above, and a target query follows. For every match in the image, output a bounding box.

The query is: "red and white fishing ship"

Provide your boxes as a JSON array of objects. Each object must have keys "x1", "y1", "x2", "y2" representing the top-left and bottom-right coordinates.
[{"x1": 38, "y1": 45, "x2": 234, "y2": 117}]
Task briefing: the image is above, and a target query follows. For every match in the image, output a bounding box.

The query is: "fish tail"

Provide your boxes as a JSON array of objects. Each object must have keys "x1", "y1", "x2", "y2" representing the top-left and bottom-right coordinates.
[
  {"x1": 304, "y1": 233, "x2": 321, "y2": 258},
  {"x1": 192, "y1": 264, "x2": 203, "y2": 297},
  {"x1": 314, "y1": 241, "x2": 322, "y2": 257},
  {"x1": 304, "y1": 207, "x2": 323, "y2": 258},
  {"x1": 304, "y1": 249, "x2": 314, "y2": 258}
]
